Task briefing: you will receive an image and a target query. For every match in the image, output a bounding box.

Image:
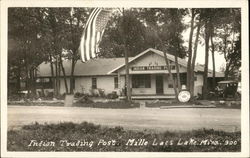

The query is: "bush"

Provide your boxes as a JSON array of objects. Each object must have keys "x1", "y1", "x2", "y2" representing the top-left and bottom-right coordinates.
[
  {"x1": 146, "y1": 100, "x2": 203, "y2": 107},
  {"x1": 74, "y1": 92, "x2": 84, "y2": 98},
  {"x1": 98, "y1": 89, "x2": 105, "y2": 98},
  {"x1": 7, "y1": 122, "x2": 241, "y2": 152},
  {"x1": 107, "y1": 91, "x2": 118, "y2": 99},
  {"x1": 76, "y1": 95, "x2": 94, "y2": 104}
]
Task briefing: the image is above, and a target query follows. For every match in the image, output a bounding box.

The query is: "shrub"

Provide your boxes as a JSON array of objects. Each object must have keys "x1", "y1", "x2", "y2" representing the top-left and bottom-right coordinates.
[
  {"x1": 106, "y1": 91, "x2": 118, "y2": 99},
  {"x1": 98, "y1": 89, "x2": 105, "y2": 97},
  {"x1": 76, "y1": 95, "x2": 94, "y2": 104},
  {"x1": 74, "y1": 92, "x2": 84, "y2": 98}
]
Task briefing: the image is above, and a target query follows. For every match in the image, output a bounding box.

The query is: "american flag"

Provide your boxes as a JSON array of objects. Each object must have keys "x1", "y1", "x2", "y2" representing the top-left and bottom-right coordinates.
[{"x1": 79, "y1": 8, "x2": 113, "y2": 62}]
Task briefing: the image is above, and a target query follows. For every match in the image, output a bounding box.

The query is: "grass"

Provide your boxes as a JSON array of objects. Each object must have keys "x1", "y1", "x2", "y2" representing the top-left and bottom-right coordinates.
[
  {"x1": 8, "y1": 100, "x2": 139, "y2": 109},
  {"x1": 7, "y1": 122, "x2": 241, "y2": 152},
  {"x1": 146, "y1": 100, "x2": 203, "y2": 108},
  {"x1": 73, "y1": 101, "x2": 140, "y2": 109},
  {"x1": 8, "y1": 98, "x2": 240, "y2": 109},
  {"x1": 7, "y1": 101, "x2": 64, "y2": 106}
]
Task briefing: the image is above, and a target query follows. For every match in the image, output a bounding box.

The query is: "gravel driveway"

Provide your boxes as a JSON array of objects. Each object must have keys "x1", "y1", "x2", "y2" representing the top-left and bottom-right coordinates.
[{"x1": 8, "y1": 106, "x2": 240, "y2": 132}]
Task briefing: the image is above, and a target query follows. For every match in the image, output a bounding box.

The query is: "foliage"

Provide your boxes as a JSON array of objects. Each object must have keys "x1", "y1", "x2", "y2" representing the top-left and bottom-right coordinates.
[
  {"x1": 8, "y1": 8, "x2": 90, "y2": 95},
  {"x1": 75, "y1": 95, "x2": 94, "y2": 104},
  {"x1": 106, "y1": 91, "x2": 119, "y2": 99},
  {"x1": 8, "y1": 122, "x2": 241, "y2": 151},
  {"x1": 8, "y1": 8, "x2": 241, "y2": 98},
  {"x1": 99, "y1": 8, "x2": 187, "y2": 58},
  {"x1": 201, "y1": 8, "x2": 241, "y2": 80}
]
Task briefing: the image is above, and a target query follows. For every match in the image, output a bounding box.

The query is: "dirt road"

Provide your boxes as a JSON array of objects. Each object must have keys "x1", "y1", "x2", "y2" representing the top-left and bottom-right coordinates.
[{"x1": 7, "y1": 106, "x2": 240, "y2": 132}]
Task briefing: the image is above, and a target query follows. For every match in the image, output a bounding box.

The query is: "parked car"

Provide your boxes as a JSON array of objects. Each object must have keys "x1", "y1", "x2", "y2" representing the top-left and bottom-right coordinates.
[{"x1": 208, "y1": 80, "x2": 240, "y2": 99}]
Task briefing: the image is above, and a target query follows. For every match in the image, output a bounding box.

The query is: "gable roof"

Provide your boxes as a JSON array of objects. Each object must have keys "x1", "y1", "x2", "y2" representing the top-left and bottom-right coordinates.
[
  {"x1": 37, "y1": 48, "x2": 224, "y2": 78},
  {"x1": 37, "y1": 57, "x2": 133, "y2": 77},
  {"x1": 107, "y1": 48, "x2": 204, "y2": 74}
]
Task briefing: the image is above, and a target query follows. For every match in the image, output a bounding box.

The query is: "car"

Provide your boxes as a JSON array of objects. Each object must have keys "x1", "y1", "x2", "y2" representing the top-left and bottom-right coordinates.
[{"x1": 209, "y1": 80, "x2": 240, "y2": 99}]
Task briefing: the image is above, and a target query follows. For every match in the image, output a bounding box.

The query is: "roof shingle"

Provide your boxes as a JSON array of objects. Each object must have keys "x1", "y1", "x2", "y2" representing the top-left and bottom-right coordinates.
[
  {"x1": 37, "y1": 48, "x2": 224, "y2": 78},
  {"x1": 37, "y1": 58, "x2": 132, "y2": 77}
]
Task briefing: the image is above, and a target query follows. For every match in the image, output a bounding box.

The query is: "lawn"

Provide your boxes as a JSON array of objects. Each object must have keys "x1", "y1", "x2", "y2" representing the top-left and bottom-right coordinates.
[
  {"x1": 7, "y1": 122, "x2": 241, "y2": 152},
  {"x1": 8, "y1": 100, "x2": 140, "y2": 108}
]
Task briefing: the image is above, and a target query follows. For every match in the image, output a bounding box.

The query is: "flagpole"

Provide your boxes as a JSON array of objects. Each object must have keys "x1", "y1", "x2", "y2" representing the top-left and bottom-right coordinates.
[{"x1": 122, "y1": 8, "x2": 131, "y2": 101}]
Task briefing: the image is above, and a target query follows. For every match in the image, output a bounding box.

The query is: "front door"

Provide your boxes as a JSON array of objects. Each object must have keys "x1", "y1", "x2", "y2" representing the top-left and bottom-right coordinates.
[{"x1": 156, "y1": 75, "x2": 164, "y2": 94}]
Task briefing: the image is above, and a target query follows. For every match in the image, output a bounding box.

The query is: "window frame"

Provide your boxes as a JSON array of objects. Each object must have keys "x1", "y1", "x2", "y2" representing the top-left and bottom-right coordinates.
[
  {"x1": 132, "y1": 75, "x2": 151, "y2": 88},
  {"x1": 92, "y1": 77, "x2": 97, "y2": 89},
  {"x1": 114, "y1": 76, "x2": 118, "y2": 89}
]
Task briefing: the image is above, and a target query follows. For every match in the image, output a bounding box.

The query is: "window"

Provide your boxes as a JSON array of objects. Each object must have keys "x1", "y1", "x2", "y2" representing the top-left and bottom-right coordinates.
[
  {"x1": 92, "y1": 78, "x2": 97, "y2": 89},
  {"x1": 132, "y1": 75, "x2": 151, "y2": 88},
  {"x1": 180, "y1": 73, "x2": 187, "y2": 85},
  {"x1": 36, "y1": 77, "x2": 53, "y2": 89},
  {"x1": 194, "y1": 76, "x2": 197, "y2": 81},
  {"x1": 72, "y1": 78, "x2": 75, "y2": 89},
  {"x1": 168, "y1": 84, "x2": 173, "y2": 88},
  {"x1": 114, "y1": 77, "x2": 118, "y2": 89},
  {"x1": 171, "y1": 65, "x2": 176, "y2": 70}
]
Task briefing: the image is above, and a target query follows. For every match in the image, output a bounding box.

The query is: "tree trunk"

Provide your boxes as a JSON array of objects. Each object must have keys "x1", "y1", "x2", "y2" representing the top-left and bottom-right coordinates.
[
  {"x1": 186, "y1": 9, "x2": 195, "y2": 91},
  {"x1": 55, "y1": 57, "x2": 59, "y2": 96},
  {"x1": 122, "y1": 8, "x2": 131, "y2": 101},
  {"x1": 59, "y1": 54, "x2": 69, "y2": 94},
  {"x1": 70, "y1": 59, "x2": 77, "y2": 94},
  {"x1": 57, "y1": 58, "x2": 61, "y2": 94},
  {"x1": 190, "y1": 19, "x2": 201, "y2": 96},
  {"x1": 69, "y1": 16, "x2": 78, "y2": 94},
  {"x1": 203, "y1": 21, "x2": 210, "y2": 99},
  {"x1": 175, "y1": 43, "x2": 181, "y2": 93},
  {"x1": 16, "y1": 60, "x2": 21, "y2": 92},
  {"x1": 163, "y1": 52, "x2": 178, "y2": 99},
  {"x1": 224, "y1": 59, "x2": 232, "y2": 80},
  {"x1": 29, "y1": 68, "x2": 36, "y2": 98},
  {"x1": 210, "y1": 28, "x2": 216, "y2": 90},
  {"x1": 49, "y1": 54, "x2": 55, "y2": 97},
  {"x1": 24, "y1": 52, "x2": 30, "y2": 97}
]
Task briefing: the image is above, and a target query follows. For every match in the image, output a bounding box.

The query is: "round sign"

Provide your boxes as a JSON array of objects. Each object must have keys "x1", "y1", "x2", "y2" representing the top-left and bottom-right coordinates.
[{"x1": 178, "y1": 90, "x2": 191, "y2": 102}]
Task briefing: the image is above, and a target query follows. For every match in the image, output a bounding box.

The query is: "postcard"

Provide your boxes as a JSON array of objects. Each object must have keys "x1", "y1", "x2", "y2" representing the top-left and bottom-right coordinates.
[{"x1": 1, "y1": 0, "x2": 249, "y2": 157}]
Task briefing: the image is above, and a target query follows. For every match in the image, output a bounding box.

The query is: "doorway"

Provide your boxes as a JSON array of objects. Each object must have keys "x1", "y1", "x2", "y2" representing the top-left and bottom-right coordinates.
[{"x1": 156, "y1": 75, "x2": 164, "y2": 94}]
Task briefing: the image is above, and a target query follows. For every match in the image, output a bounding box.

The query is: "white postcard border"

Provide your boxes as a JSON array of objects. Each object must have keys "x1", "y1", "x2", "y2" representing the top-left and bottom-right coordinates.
[{"x1": 1, "y1": 0, "x2": 249, "y2": 157}]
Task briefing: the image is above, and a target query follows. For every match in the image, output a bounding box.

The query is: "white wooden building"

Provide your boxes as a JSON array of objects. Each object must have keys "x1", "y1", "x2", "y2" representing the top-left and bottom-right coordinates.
[{"x1": 36, "y1": 48, "x2": 224, "y2": 98}]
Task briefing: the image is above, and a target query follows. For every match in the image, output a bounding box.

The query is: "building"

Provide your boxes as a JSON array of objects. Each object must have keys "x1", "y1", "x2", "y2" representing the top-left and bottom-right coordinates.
[{"x1": 36, "y1": 48, "x2": 224, "y2": 99}]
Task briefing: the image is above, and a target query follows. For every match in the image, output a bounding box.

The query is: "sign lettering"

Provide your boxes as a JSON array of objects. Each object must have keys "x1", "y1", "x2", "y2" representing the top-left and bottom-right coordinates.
[{"x1": 131, "y1": 66, "x2": 169, "y2": 71}]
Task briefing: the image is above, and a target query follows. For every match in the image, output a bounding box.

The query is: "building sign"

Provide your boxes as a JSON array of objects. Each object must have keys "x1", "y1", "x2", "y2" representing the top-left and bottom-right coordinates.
[
  {"x1": 131, "y1": 66, "x2": 168, "y2": 71},
  {"x1": 178, "y1": 90, "x2": 191, "y2": 102}
]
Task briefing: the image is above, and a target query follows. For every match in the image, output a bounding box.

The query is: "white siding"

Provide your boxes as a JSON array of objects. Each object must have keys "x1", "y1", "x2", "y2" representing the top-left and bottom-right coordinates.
[
  {"x1": 163, "y1": 75, "x2": 175, "y2": 95},
  {"x1": 131, "y1": 75, "x2": 156, "y2": 95},
  {"x1": 119, "y1": 52, "x2": 187, "y2": 75},
  {"x1": 129, "y1": 74, "x2": 175, "y2": 95},
  {"x1": 73, "y1": 76, "x2": 122, "y2": 95},
  {"x1": 59, "y1": 78, "x2": 71, "y2": 94},
  {"x1": 194, "y1": 73, "x2": 203, "y2": 96}
]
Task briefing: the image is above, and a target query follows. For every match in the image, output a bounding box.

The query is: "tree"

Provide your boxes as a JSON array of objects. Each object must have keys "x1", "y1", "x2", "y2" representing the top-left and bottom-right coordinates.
[
  {"x1": 8, "y1": 7, "x2": 90, "y2": 96},
  {"x1": 190, "y1": 16, "x2": 202, "y2": 96},
  {"x1": 38, "y1": 8, "x2": 89, "y2": 94},
  {"x1": 99, "y1": 9, "x2": 146, "y2": 58},
  {"x1": 8, "y1": 8, "x2": 48, "y2": 97},
  {"x1": 186, "y1": 9, "x2": 196, "y2": 93},
  {"x1": 216, "y1": 9, "x2": 241, "y2": 80},
  {"x1": 156, "y1": 9, "x2": 187, "y2": 93}
]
